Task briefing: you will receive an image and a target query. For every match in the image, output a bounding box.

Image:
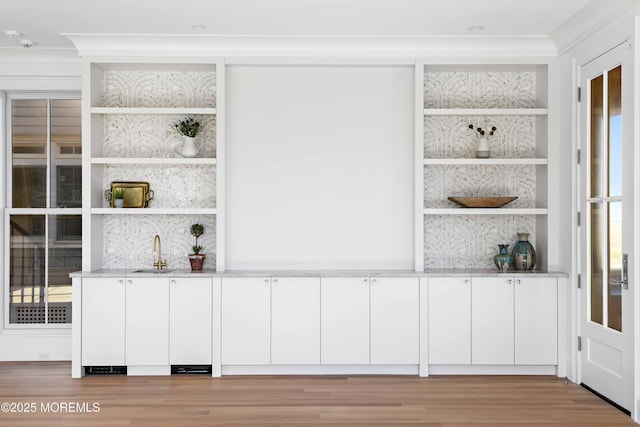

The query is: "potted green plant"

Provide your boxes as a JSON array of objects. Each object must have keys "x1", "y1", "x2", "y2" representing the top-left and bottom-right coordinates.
[
  {"x1": 188, "y1": 223, "x2": 206, "y2": 271},
  {"x1": 173, "y1": 117, "x2": 206, "y2": 158},
  {"x1": 113, "y1": 188, "x2": 126, "y2": 208}
]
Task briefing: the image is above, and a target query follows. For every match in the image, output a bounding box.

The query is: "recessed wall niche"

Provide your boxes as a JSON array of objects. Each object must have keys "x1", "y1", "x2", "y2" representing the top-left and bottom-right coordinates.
[
  {"x1": 422, "y1": 65, "x2": 548, "y2": 270},
  {"x1": 86, "y1": 62, "x2": 220, "y2": 271}
]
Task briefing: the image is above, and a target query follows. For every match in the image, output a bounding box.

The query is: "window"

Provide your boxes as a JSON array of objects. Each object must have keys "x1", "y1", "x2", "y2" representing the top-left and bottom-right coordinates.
[{"x1": 6, "y1": 95, "x2": 81, "y2": 327}]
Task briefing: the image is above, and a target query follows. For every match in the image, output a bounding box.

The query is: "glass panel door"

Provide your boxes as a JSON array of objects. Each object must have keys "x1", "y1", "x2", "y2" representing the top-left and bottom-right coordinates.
[{"x1": 580, "y1": 42, "x2": 632, "y2": 411}]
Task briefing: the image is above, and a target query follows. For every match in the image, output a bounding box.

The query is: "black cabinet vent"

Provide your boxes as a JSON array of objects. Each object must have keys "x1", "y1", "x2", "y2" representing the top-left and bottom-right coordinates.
[
  {"x1": 85, "y1": 366, "x2": 127, "y2": 375},
  {"x1": 171, "y1": 365, "x2": 212, "y2": 375}
]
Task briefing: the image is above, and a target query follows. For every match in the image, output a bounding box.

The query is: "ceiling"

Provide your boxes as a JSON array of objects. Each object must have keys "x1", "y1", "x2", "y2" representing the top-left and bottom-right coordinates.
[{"x1": 1, "y1": 0, "x2": 600, "y2": 51}]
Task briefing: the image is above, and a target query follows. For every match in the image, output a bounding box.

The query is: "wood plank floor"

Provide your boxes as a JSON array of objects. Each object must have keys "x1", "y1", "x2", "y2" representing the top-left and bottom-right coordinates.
[{"x1": 0, "y1": 362, "x2": 635, "y2": 426}]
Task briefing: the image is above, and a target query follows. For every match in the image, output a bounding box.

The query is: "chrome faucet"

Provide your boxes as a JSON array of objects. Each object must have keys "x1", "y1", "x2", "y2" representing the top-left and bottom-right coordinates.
[{"x1": 153, "y1": 234, "x2": 166, "y2": 270}]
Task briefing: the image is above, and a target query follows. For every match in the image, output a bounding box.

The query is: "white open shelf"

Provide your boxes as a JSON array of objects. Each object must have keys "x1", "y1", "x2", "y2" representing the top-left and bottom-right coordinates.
[
  {"x1": 423, "y1": 158, "x2": 547, "y2": 165},
  {"x1": 91, "y1": 107, "x2": 216, "y2": 115},
  {"x1": 92, "y1": 157, "x2": 216, "y2": 165},
  {"x1": 91, "y1": 208, "x2": 217, "y2": 215},
  {"x1": 423, "y1": 208, "x2": 547, "y2": 215},
  {"x1": 423, "y1": 108, "x2": 547, "y2": 116}
]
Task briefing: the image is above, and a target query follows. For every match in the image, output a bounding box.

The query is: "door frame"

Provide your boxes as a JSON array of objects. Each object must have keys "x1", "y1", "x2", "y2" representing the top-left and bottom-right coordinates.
[{"x1": 573, "y1": 39, "x2": 638, "y2": 420}]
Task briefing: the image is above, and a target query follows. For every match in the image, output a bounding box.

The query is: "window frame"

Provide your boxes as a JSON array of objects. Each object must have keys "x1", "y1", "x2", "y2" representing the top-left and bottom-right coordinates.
[{"x1": 4, "y1": 92, "x2": 81, "y2": 330}]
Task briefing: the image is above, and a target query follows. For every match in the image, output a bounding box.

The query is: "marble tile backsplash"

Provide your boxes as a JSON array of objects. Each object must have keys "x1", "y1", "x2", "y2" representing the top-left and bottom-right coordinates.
[
  {"x1": 424, "y1": 165, "x2": 536, "y2": 209},
  {"x1": 102, "y1": 70, "x2": 216, "y2": 108},
  {"x1": 423, "y1": 70, "x2": 541, "y2": 268},
  {"x1": 102, "y1": 164, "x2": 216, "y2": 209},
  {"x1": 424, "y1": 215, "x2": 536, "y2": 269},
  {"x1": 102, "y1": 215, "x2": 216, "y2": 270},
  {"x1": 424, "y1": 115, "x2": 537, "y2": 159},
  {"x1": 103, "y1": 114, "x2": 216, "y2": 158},
  {"x1": 98, "y1": 69, "x2": 218, "y2": 270},
  {"x1": 424, "y1": 71, "x2": 536, "y2": 109}
]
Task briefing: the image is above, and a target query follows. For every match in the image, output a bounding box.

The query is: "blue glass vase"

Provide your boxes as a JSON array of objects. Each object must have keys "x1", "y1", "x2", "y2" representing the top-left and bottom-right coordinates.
[
  {"x1": 493, "y1": 244, "x2": 513, "y2": 272},
  {"x1": 511, "y1": 232, "x2": 536, "y2": 270}
]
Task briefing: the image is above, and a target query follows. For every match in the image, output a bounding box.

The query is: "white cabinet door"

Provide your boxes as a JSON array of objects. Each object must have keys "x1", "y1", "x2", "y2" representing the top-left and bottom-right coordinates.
[
  {"x1": 170, "y1": 277, "x2": 212, "y2": 365},
  {"x1": 321, "y1": 277, "x2": 370, "y2": 364},
  {"x1": 125, "y1": 277, "x2": 170, "y2": 366},
  {"x1": 81, "y1": 278, "x2": 126, "y2": 366},
  {"x1": 515, "y1": 277, "x2": 557, "y2": 365},
  {"x1": 428, "y1": 277, "x2": 471, "y2": 364},
  {"x1": 370, "y1": 277, "x2": 419, "y2": 364},
  {"x1": 472, "y1": 277, "x2": 514, "y2": 365},
  {"x1": 271, "y1": 277, "x2": 320, "y2": 365},
  {"x1": 221, "y1": 277, "x2": 271, "y2": 365}
]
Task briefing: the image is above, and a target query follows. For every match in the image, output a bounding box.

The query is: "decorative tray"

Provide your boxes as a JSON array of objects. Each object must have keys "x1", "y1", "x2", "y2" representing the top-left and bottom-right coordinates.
[
  {"x1": 105, "y1": 181, "x2": 154, "y2": 208},
  {"x1": 447, "y1": 196, "x2": 518, "y2": 208}
]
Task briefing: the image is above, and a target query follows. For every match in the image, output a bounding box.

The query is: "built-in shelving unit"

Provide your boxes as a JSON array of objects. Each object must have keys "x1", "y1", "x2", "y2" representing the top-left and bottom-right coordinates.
[
  {"x1": 82, "y1": 59, "x2": 225, "y2": 271},
  {"x1": 418, "y1": 63, "x2": 549, "y2": 270}
]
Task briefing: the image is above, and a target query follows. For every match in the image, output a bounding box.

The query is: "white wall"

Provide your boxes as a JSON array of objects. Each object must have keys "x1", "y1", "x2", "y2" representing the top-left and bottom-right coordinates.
[{"x1": 226, "y1": 64, "x2": 414, "y2": 270}]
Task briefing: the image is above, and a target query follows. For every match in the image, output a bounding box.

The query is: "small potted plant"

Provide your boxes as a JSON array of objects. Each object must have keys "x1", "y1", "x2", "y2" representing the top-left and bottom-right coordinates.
[
  {"x1": 173, "y1": 117, "x2": 206, "y2": 158},
  {"x1": 113, "y1": 188, "x2": 126, "y2": 208},
  {"x1": 188, "y1": 223, "x2": 206, "y2": 271}
]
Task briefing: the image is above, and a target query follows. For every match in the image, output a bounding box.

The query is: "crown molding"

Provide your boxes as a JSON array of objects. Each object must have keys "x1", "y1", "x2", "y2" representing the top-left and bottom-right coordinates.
[
  {"x1": 0, "y1": 49, "x2": 81, "y2": 82},
  {"x1": 63, "y1": 34, "x2": 557, "y2": 58},
  {"x1": 0, "y1": 48, "x2": 80, "y2": 62},
  {"x1": 550, "y1": 0, "x2": 640, "y2": 55}
]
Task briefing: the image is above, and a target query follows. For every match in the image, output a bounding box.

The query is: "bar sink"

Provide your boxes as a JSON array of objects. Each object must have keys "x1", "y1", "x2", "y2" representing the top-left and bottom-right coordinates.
[{"x1": 132, "y1": 269, "x2": 174, "y2": 274}]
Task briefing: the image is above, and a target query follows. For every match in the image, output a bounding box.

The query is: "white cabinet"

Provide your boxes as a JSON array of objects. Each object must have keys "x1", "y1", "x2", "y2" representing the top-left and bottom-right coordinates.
[
  {"x1": 428, "y1": 276, "x2": 558, "y2": 366},
  {"x1": 321, "y1": 277, "x2": 370, "y2": 364},
  {"x1": 221, "y1": 278, "x2": 271, "y2": 365},
  {"x1": 472, "y1": 277, "x2": 514, "y2": 364},
  {"x1": 221, "y1": 275, "x2": 416, "y2": 367},
  {"x1": 428, "y1": 277, "x2": 471, "y2": 364},
  {"x1": 473, "y1": 276, "x2": 557, "y2": 365},
  {"x1": 271, "y1": 277, "x2": 321, "y2": 365},
  {"x1": 170, "y1": 277, "x2": 213, "y2": 365},
  {"x1": 370, "y1": 277, "x2": 419, "y2": 364},
  {"x1": 320, "y1": 276, "x2": 418, "y2": 365},
  {"x1": 81, "y1": 278, "x2": 126, "y2": 366},
  {"x1": 81, "y1": 276, "x2": 215, "y2": 371},
  {"x1": 125, "y1": 277, "x2": 170, "y2": 366},
  {"x1": 515, "y1": 277, "x2": 557, "y2": 365}
]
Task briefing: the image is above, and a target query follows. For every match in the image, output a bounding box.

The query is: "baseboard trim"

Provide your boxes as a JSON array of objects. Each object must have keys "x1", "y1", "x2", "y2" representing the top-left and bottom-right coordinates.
[
  {"x1": 221, "y1": 365, "x2": 419, "y2": 376},
  {"x1": 428, "y1": 365, "x2": 557, "y2": 375}
]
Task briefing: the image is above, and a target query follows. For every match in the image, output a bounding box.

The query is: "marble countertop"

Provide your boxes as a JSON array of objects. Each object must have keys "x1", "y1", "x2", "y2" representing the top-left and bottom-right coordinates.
[{"x1": 71, "y1": 268, "x2": 568, "y2": 278}]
